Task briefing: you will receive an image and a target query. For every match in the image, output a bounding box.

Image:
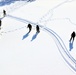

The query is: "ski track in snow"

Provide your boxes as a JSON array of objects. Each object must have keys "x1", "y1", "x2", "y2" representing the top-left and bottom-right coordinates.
[
  {"x1": 0, "y1": 0, "x2": 76, "y2": 72},
  {"x1": 1, "y1": 14, "x2": 75, "y2": 72}
]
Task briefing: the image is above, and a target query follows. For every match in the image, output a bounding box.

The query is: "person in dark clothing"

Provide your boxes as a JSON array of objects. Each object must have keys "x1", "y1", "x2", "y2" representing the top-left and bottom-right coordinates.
[
  {"x1": 0, "y1": 20, "x2": 2, "y2": 30},
  {"x1": 27, "y1": 24, "x2": 32, "y2": 32},
  {"x1": 36, "y1": 25, "x2": 40, "y2": 33},
  {"x1": 3, "y1": 10, "x2": 6, "y2": 17},
  {"x1": 70, "y1": 31, "x2": 76, "y2": 42}
]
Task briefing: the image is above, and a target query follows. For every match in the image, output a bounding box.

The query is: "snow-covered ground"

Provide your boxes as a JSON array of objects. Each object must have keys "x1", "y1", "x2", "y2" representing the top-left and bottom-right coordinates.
[{"x1": 0, "y1": 0, "x2": 76, "y2": 75}]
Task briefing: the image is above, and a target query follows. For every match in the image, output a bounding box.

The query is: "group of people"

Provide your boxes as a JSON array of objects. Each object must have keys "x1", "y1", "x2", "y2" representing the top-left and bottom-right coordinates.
[
  {"x1": 27, "y1": 24, "x2": 40, "y2": 33},
  {"x1": 0, "y1": 9, "x2": 76, "y2": 43},
  {"x1": 0, "y1": 10, "x2": 6, "y2": 30},
  {"x1": 0, "y1": 9, "x2": 40, "y2": 33}
]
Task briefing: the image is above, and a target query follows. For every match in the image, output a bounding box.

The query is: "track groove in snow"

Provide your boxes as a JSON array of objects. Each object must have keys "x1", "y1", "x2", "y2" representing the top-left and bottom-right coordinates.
[{"x1": 2, "y1": 14, "x2": 76, "y2": 72}]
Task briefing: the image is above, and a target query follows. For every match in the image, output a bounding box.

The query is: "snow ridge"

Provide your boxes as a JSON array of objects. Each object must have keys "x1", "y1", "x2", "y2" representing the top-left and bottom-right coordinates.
[{"x1": 0, "y1": 0, "x2": 35, "y2": 6}]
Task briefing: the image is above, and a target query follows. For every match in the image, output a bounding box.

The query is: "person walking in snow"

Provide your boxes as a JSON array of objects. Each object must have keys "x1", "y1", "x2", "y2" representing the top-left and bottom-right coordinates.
[
  {"x1": 36, "y1": 25, "x2": 40, "y2": 33},
  {"x1": 27, "y1": 24, "x2": 32, "y2": 32},
  {"x1": 3, "y1": 10, "x2": 6, "y2": 17},
  {"x1": 70, "y1": 31, "x2": 76, "y2": 42},
  {"x1": 0, "y1": 20, "x2": 2, "y2": 30}
]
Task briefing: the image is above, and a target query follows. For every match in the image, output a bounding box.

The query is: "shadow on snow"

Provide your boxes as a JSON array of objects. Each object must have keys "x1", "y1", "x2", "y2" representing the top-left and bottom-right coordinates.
[
  {"x1": 69, "y1": 40, "x2": 73, "y2": 51},
  {"x1": 31, "y1": 32, "x2": 39, "y2": 41},
  {"x1": 22, "y1": 32, "x2": 39, "y2": 41},
  {"x1": 22, "y1": 32, "x2": 30, "y2": 40},
  {"x1": 22, "y1": 32, "x2": 38, "y2": 41}
]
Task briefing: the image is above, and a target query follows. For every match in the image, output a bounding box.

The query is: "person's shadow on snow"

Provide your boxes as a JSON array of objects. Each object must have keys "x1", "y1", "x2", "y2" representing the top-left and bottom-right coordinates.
[
  {"x1": 22, "y1": 32, "x2": 30, "y2": 40},
  {"x1": 69, "y1": 40, "x2": 73, "y2": 51},
  {"x1": 31, "y1": 32, "x2": 39, "y2": 41}
]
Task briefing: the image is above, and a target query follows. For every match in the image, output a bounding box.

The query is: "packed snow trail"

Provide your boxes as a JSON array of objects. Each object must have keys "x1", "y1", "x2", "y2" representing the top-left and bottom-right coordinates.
[
  {"x1": 44, "y1": 27, "x2": 76, "y2": 72},
  {"x1": 3, "y1": 14, "x2": 76, "y2": 72}
]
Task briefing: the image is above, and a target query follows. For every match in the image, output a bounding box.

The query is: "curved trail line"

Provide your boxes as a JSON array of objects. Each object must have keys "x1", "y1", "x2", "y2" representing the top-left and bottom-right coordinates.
[{"x1": 5, "y1": 15, "x2": 76, "y2": 72}]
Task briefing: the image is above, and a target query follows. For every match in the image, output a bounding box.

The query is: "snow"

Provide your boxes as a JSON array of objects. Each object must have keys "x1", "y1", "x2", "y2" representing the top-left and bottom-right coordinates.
[{"x1": 0, "y1": 0, "x2": 76, "y2": 75}]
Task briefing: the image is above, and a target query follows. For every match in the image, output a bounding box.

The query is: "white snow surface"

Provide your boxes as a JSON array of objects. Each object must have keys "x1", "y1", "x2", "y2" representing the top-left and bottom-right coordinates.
[{"x1": 0, "y1": 0, "x2": 76, "y2": 75}]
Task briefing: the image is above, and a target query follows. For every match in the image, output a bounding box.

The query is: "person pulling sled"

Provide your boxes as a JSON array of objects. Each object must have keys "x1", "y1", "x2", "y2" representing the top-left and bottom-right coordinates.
[
  {"x1": 0, "y1": 20, "x2": 2, "y2": 30},
  {"x1": 70, "y1": 31, "x2": 76, "y2": 42},
  {"x1": 3, "y1": 10, "x2": 6, "y2": 17},
  {"x1": 27, "y1": 24, "x2": 32, "y2": 33},
  {"x1": 36, "y1": 25, "x2": 40, "y2": 33}
]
